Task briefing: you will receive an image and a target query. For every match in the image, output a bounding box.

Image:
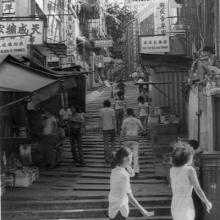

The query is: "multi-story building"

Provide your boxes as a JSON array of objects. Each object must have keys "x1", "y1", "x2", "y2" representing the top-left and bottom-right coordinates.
[{"x1": 122, "y1": 19, "x2": 139, "y2": 77}]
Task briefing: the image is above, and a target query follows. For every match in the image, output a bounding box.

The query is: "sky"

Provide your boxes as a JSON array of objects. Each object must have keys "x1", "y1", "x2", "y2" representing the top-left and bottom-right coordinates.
[
  {"x1": 36, "y1": 0, "x2": 43, "y2": 8},
  {"x1": 108, "y1": 0, "x2": 124, "y2": 4}
]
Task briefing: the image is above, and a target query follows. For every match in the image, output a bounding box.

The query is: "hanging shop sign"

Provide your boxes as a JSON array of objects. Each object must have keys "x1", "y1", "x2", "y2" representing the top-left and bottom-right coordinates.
[
  {"x1": 3, "y1": 0, "x2": 16, "y2": 17},
  {"x1": 0, "y1": 36, "x2": 27, "y2": 56},
  {"x1": 154, "y1": 0, "x2": 169, "y2": 35},
  {"x1": 0, "y1": 20, "x2": 44, "y2": 44},
  {"x1": 140, "y1": 35, "x2": 170, "y2": 54},
  {"x1": 137, "y1": 0, "x2": 169, "y2": 36},
  {"x1": 103, "y1": 57, "x2": 112, "y2": 63},
  {"x1": 94, "y1": 39, "x2": 113, "y2": 48}
]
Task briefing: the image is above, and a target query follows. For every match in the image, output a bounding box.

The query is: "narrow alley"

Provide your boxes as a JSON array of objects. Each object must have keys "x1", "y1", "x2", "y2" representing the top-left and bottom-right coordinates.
[{"x1": 2, "y1": 83, "x2": 171, "y2": 220}]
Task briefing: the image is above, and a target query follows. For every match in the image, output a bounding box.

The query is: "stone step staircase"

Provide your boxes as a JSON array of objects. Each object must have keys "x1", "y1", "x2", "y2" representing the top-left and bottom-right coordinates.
[{"x1": 2, "y1": 83, "x2": 171, "y2": 220}]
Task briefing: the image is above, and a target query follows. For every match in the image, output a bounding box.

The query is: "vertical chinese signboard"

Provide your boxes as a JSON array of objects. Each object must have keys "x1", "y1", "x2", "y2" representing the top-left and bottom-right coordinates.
[
  {"x1": 2, "y1": 0, "x2": 16, "y2": 17},
  {"x1": 0, "y1": 20, "x2": 44, "y2": 56},
  {"x1": 154, "y1": 0, "x2": 169, "y2": 35}
]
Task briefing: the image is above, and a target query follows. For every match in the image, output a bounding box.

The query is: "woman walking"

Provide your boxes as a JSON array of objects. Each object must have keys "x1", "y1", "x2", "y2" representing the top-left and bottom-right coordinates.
[
  {"x1": 137, "y1": 96, "x2": 149, "y2": 130},
  {"x1": 114, "y1": 91, "x2": 126, "y2": 135},
  {"x1": 170, "y1": 143, "x2": 212, "y2": 220},
  {"x1": 108, "y1": 147, "x2": 154, "y2": 220}
]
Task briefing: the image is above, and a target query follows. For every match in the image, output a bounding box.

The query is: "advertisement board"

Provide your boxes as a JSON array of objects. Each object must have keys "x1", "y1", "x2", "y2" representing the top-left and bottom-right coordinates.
[
  {"x1": 0, "y1": 36, "x2": 27, "y2": 56},
  {"x1": 140, "y1": 35, "x2": 170, "y2": 54},
  {"x1": 94, "y1": 39, "x2": 113, "y2": 48},
  {"x1": 0, "y1": 20, "x2": 44, "y2": 44},
  {"x1": 138, "y1": 0, "x2": 169, "y2": 36}
]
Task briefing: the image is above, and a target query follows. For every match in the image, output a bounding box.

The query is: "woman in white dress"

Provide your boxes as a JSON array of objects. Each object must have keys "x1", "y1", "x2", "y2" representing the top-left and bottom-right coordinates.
[{"x1": 170, "y1": 144, "x2": 212, "y2": 220}]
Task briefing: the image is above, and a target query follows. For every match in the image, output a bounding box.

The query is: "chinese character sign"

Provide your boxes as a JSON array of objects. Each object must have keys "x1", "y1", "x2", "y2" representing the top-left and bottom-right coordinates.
[
  {"x1": 140, "y1": 36, "x2": 170, "y2": 54},
  {"x1": 154, "y1": 0, "x2": 169, "y2": 35},
  {"x1": 3, "y1": 0, "x2": 16, "y2": 17},
  {"x1": 0, "y1": 20, "x2": 43, "y2": 44},
  {"x1": 94, "y1": 39, "x2": 113, "y2": 48},
  {"x1": 0, "y1": 37, "x2": 27, "y2": 56}
]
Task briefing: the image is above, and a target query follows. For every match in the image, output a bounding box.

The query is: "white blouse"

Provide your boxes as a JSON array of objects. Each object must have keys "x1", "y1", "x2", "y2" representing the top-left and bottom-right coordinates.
[{"x1": 108, "y1": 166, "x2": 132, "y2": 218}]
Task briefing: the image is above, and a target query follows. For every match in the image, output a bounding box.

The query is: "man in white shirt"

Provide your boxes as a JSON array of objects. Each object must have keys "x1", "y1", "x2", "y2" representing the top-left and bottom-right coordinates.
[
  {"x1": 120, "y1": 108, "x2": 144, "y2": 175},
  {"x1": 42, "y1": 110, "x2": 59, "y2": 168},
  {"x1": 100, "y1": 100, "x2": 116, "y2": 163}
]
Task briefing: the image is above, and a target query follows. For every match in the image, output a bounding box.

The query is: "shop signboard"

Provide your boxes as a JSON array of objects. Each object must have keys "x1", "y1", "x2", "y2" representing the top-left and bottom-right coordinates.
[
  {"x1": 154, "y1": 0, "x2": 169, "y2": 35},
  {"x1": 94, "y1": 39, "x2": 113, "y2": 48},
  {"x1": 0, "y1": 20, "x2": 44, "y2": 44},
  {"x1": 0, "y1": 36, "x2": 27, "y2": 56},
  {"x1": 138, "y1": 0, "x2": 169, "y2": 36},
  {"x1": 3, "y1": 0, "x2": 16, "y2": 17},
  {"x1": 140, "y1": 35, "x2": 170, "y2": 54}
]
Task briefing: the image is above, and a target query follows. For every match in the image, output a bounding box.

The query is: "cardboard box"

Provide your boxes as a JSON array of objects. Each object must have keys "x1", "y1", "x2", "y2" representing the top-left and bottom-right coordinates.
[
  {"x1": 4, "y1": 175, "x2": 15, "y2": 187},
  {"x1": 15, "y1": 174, "x2": 32, "y2": 187}
]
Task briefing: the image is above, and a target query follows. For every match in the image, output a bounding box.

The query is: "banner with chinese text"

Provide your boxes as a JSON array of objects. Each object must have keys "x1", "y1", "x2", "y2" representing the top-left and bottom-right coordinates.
[
  {"x1": 0, "y1": 36, "x2": 27, "y2": 56},
  {"x1": 140, "y1": 35, "x2": 170, "y2": 54},
  {"x1": 0, "y1": 20, "x2": 44, "y2": 44}
]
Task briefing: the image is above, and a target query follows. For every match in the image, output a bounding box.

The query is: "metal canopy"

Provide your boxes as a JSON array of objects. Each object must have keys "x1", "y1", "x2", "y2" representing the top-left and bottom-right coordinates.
[
  {"x1": 44, "y1": 43, "x2": 67, "y2": 57},
  {"x1": 0, "y1": 61, "x2": 59, "y2": 93}
]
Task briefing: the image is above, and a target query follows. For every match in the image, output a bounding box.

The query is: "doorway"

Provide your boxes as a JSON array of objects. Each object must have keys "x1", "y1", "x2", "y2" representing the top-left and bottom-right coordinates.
[{"x1": 214, "y1": 96, "x2": 220, "y2": 151}]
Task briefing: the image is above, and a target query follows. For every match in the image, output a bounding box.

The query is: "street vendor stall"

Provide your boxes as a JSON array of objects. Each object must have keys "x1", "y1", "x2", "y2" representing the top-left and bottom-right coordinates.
[{"x1": 0, "y1": 55, "x2": 61, "y2": 192}]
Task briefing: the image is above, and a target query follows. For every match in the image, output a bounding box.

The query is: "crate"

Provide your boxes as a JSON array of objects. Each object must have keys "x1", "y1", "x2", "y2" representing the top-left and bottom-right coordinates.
[{"x1": 15, "y1": 174, "x2": 32, "y2": 187}]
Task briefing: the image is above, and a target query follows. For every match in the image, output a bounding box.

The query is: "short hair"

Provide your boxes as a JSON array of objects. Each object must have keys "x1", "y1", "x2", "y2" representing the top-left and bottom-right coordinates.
[
  {"x1": 115, "y1": 147, "x2": 132, "y2": 165},
  {"x1": 172, "y1": 145, "x2": 193, "y2": 167},
  {"x1": 103, "y1": 99, "x2": 111, "y2": 107},
  {"x1": 203, "y1": 46, "x2": 215, "y2": 54},
  {"x1": 188, "y1": 139, "x2": 199, "y2": 150},
  {"x1": 127, "y1": 108, "x2": 135, "y2": 116}
]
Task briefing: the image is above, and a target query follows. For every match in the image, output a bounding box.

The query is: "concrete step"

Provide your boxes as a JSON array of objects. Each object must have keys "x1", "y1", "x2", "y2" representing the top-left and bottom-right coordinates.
[
  {"x1": 40, "y1": 217, "x2": 172, "y2": 220},
  {"x1": 2, "y1": 197, "x2": 171, "y2": 211},
  {"x1": 2, "y1": 206, "x2": 170, "y2": 219}
]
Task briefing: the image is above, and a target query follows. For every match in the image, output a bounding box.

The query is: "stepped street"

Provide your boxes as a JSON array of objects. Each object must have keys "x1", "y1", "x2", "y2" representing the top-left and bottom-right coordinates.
[{"x1": 2, "y1": 83, "x2": 171, "y2": 220}]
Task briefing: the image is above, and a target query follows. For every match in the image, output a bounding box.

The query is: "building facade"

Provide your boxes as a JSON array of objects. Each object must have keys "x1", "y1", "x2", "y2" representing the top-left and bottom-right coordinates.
[{"x1": 122, "y1": 19, "x2": 139, "y2": 77}]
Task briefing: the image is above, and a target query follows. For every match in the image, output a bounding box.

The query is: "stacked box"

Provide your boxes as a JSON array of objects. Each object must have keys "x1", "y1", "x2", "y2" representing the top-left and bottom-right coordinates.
[{"x1": 4, "y1": 175, "x2": 15, "y2": 187}]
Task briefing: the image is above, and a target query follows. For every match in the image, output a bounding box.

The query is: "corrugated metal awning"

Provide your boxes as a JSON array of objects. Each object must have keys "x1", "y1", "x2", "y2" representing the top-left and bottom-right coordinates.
[
  {"x1": 0, "y1": 56, "x2": 61, "y2": 109},
  {"x1": 0, "y1": 61, "x2": 59, "y2": 93}
]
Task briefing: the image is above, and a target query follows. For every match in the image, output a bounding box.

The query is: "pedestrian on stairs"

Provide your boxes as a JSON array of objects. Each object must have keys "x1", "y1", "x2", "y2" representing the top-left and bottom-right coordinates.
[
  {"x1": 108, "y1": 147, "x2": 154, "y2": 220},
  {"x1": 170, "y1": 144, "x2": 212, "y2": 220},
  {"x1": 120, "y1": 108, "x2": 144, "y2": 176},
  {"x1": 69, "y1": 106, "x2": 85, "y2": 166},
  {"x1": 114, "y1": 91, "x2": 127, "y2": 135},
  {"x1": 99, "y1": 100, "x2": 116, "y2": 163}
]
